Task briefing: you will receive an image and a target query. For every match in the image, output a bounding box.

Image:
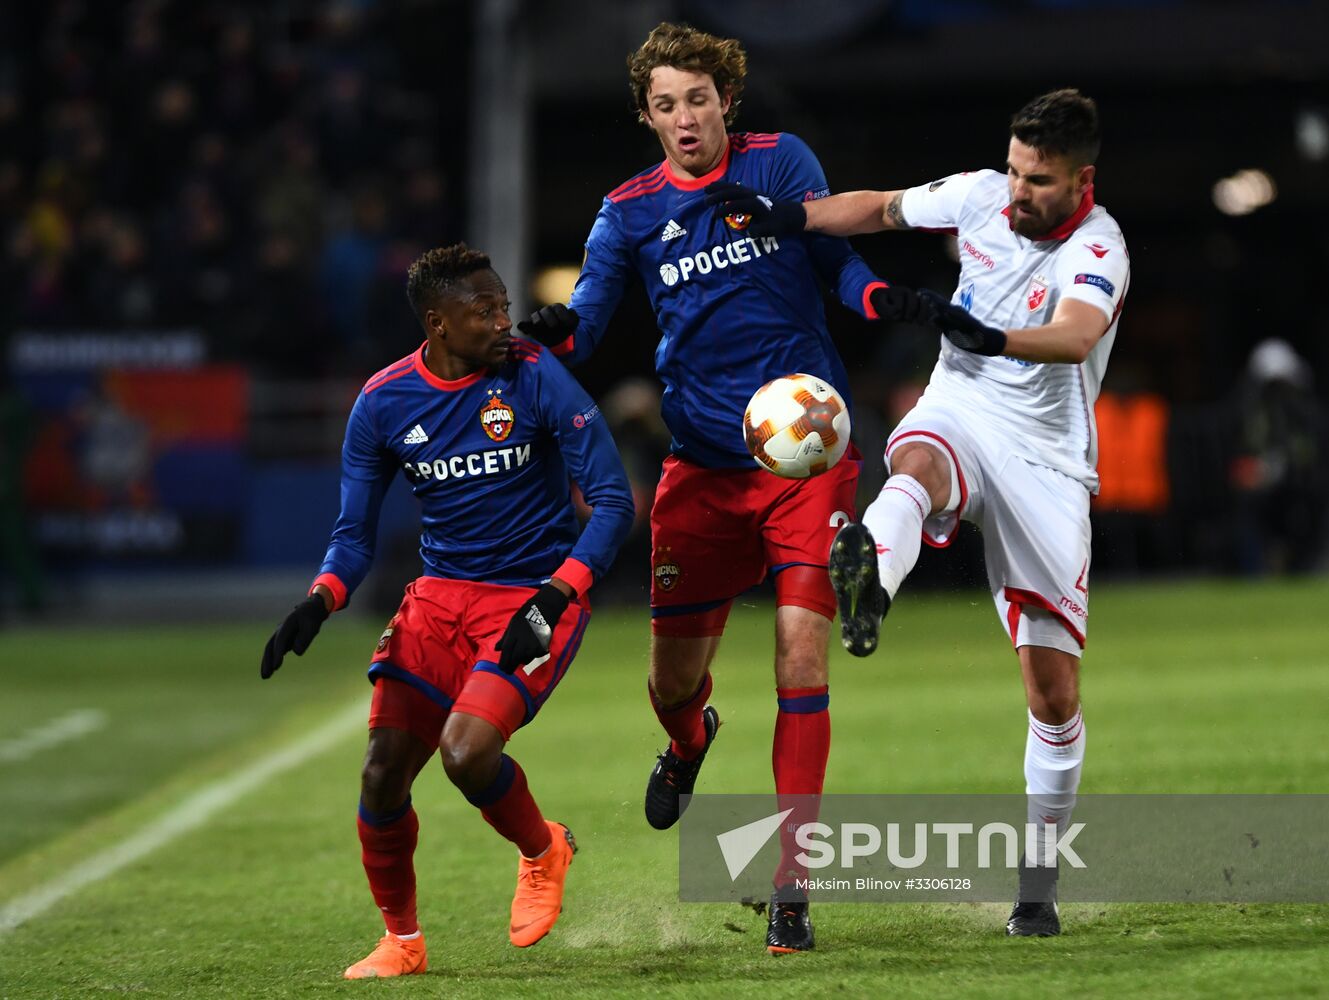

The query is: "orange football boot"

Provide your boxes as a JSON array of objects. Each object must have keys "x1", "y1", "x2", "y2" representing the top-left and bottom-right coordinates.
[
  {"x1": 343, "y1": 931, "x2": 428, "y2": 979},
  {"x1": 508, "y1": 821, "x2": 577, "y2": 947}
]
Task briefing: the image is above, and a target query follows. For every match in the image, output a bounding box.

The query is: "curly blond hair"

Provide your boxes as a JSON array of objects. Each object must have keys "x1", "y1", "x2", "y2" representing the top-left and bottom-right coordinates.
[{"x1": 627, "y1": 22, "x2": 746, "y2": 126}]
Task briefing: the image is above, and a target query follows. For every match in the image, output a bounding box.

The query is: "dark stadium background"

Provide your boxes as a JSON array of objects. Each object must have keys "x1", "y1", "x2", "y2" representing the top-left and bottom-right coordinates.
[{"x1": 1, "y1": 0, "x2": 1325, "y2": 622}]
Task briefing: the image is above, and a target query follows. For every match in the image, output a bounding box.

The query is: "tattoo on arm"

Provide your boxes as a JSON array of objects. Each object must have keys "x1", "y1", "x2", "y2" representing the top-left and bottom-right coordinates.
[{"x1": 885, "y1": 192, "x2": 908, "y2": 230}]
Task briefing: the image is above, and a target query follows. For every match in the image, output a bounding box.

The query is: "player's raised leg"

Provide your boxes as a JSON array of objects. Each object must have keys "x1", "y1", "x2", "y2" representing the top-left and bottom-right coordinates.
[
  {"x1": 831, "y1": 439, "x2": 956, "y2": 656},
  {"x1": 642, "y1": 457, "x2": 755, "y2": 829},
  {"x1": 345, "y1": 692, "x2": 439, "y2": 980},
  {"x1": 1009, "y1": 634, "x2": 1084, "y2": 937},
  {"x1": 645, "y1": 633, "x2": 722, "y2": 829},
  {"x1": 828, "y1": 521, "x2": 887, "y2": 657}
]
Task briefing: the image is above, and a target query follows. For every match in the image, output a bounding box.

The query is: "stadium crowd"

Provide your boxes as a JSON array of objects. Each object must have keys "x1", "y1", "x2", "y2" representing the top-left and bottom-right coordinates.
[
  {"x1": 0, "y1": 1, "x2": 459, "y2": 376},
  {"x1": 1, "y1": 0, "x2": 1324, "y2": 599}
]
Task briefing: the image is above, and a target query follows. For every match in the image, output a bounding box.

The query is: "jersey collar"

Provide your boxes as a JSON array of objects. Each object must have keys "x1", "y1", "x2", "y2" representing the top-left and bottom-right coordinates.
[
  {"x1": 1002, "y1": 184, "x2": 1095, "y2": 242},
  {"x1": 662, "y1": 139, "x2": 732, "y2": 191},
  {"x1": 414, "y1": 343, "x2": 485, "y2": 391}
]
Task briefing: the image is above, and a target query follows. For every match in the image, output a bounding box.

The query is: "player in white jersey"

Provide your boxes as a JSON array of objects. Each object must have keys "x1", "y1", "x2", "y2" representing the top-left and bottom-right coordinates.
[{"x1": 706, "y1": 89, "x2": 1128, "y2": 936}]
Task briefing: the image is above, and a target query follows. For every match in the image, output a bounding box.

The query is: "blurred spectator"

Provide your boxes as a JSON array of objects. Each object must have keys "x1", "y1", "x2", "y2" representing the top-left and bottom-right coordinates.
[
  {"x1": 257, "y1": 126, "x2": 327, "y2": 259},
  {"x1": 232, "y1": 231, "x2": 322, "y2": 373},
  {"x1": 156, "y1": 179, "x2": 241, "y2": 329},
  {"x1": 1229, "y1": 339, "x2": 1328, "y2": 575},
  {"x1": 84, "y1": 214, "x2": 157, "y2": 326},
  {"x1": 320, "y1": 185, "x2": 388, "y2": 363}
]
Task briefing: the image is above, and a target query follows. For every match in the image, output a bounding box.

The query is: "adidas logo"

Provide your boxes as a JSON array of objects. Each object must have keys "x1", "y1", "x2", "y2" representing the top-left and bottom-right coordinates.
[
  {"x1": 660, "y1": 219, "x2": 687, "y2": 241},
  {"x1": 403, "y1": 424, "x2": 429, "y2": 444}
]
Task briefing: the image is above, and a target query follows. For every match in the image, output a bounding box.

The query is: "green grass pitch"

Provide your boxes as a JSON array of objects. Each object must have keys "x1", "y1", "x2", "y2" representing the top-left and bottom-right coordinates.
[{"x1": 1, "y1": 577, "x2": 1327, "y2": 998}]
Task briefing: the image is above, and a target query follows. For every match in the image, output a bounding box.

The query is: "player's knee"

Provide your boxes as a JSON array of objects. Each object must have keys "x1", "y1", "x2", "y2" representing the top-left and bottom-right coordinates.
[
  {"x1": 359, "y1": 756, "x2": 411, "y2": 813},
  {"x1": 650, "y1": 671, "x2": 700, "y2": 707},
  {"x1": 890, "y1": 442, "x2": 951, "y2": 512},
  {"x1": 649, "y1": 636, "x2": 716, "y2": 706},
  {"x1": 774, "y1": 605, "x2": 830, "y2": 688},
  {"x1": 438, "y1": 731, "x2": 498, "y2": 791},
  {"x1": 1027, "y1": 680, "x2": 1079, "y2": 725}
]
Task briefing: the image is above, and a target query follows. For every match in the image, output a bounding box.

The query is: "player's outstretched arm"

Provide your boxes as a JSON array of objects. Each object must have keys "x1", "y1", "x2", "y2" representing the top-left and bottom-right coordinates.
[
  {"x1": 260, "y1": 586, "x2": 333, "y2": 679},
  {"x1": 919, "y1": 291, "x2": 1110, "y2": 363},
  {"x1": 704, "y1": 182, "x2": 911, "y2": 238},
  {"x1": 263, "y1": 389, "x2": 394, "y2": 681},
  {"x1": 806, "y1": 189, "x2": 912, "y2": 236},
  {"x1": 1002, "y1": 298, "x2": 1111, "y2": 364}
]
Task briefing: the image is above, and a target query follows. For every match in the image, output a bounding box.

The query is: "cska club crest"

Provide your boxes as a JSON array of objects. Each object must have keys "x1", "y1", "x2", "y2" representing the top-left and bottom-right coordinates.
[
  {"x1": 653, "y1": 546, "x2": 681, "y2": 592},
  {"x1": 723, "y1": 212, "x2": 751, "y2": 231},
  {"x1": 376, "y1": 613, "x2": 399, "y2": 653},
  {"x1": 1027, "y1": 275, "x2": 1049, "y2": 312},
  {"x1": 480, "y1": 388, "x2": 515, "y2": 442}
]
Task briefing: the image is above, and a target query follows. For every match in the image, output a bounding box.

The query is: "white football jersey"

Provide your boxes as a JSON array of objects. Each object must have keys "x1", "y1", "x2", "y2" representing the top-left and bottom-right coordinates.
[{"x1": 901, "y1": 169, "x2": 1129, "y2": 491}]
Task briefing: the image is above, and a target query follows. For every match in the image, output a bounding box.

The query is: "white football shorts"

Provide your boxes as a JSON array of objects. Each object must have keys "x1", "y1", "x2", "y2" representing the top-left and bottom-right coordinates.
[{"x1": 885, "y1": 399, "x2": 1091, "y2": 656}]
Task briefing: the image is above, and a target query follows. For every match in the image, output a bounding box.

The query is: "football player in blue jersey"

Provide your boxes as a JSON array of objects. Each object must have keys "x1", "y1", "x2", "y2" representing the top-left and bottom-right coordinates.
[
  {"x1": 260, "y1": 244, "x2": 634, "y2": 977},
  {"x1": 520, "y1": 22, "x2": 912, "y2": 954}
]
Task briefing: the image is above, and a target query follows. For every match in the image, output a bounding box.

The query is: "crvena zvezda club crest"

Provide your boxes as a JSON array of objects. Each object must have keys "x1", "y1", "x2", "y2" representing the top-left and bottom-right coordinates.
[
  {"x1": 480, "y1": 390, "x2": 514, "y2": 442},
  {"x1": 1027, "y1": 276, "x2": 1049, "y2": 311}
]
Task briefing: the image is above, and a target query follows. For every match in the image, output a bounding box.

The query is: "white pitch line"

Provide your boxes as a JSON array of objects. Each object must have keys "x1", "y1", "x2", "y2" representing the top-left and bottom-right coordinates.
[
  {"x1": 0, "y1": 709, "x2": 108, "y2": 763},
  {"x1": 0, "y1": 699, "x2": 365, "y2": 937}
]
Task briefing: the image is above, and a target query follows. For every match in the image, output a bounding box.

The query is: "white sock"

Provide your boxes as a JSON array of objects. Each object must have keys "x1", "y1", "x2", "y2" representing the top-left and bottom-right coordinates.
[
  {"x1": 861, "y1": 474, "x2": 931, "y2": 599},
  {"x1": 391, "y1": 930, "x2": 422, "y2": 941},
  {"x1": 1024, "y1": 706, "x2": 1085, "y2": 867}
]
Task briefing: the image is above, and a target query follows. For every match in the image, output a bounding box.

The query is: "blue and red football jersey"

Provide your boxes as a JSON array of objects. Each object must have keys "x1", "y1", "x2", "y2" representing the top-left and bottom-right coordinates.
[
  {"x1": 563, "y1": 132, "x2": 887, "y2": 468},
  {"x1": 310, "y1": 342, "x2": 634, "y2": 610}
]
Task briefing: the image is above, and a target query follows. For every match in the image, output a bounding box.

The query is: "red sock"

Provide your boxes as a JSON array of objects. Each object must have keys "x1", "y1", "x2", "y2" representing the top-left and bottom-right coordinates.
[
  {"x1": 772, "y1": 686, "x2": 830, "y2": 888},
  {"x1": 650, "y1": 672, "x2": 713, "y2": 761},
  {"x1": 357, "y1": 799, "x2": 419, "y2": 936},
  {"x1": 466, "y1": 754, "x2": 550, "y2": 858}
]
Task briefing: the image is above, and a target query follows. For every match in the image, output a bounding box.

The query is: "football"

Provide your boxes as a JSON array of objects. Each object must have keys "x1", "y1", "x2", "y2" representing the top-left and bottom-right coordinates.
[{"x1": 743, "y1": 373, "x2": 851, "y2": 479}]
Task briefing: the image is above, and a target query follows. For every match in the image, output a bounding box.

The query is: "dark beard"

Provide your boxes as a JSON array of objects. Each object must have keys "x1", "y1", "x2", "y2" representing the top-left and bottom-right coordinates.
[
  {"x1": 1009, "y1": 203, "x2": 1074, "y2": 239},
  {"x1": 1008, "y1": 205, "x2": 1043, "y2": 237}
]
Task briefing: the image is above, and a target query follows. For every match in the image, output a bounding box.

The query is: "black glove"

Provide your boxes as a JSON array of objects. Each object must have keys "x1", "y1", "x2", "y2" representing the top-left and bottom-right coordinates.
[
  {"x1": 495, "y1": 583, "x2": 570, "y2": 674},
  {"x1": 261, "y1": 594, "x2": 330, "y2": 679},
  {"x1": 919, "y1": 289, "x2": 1008, "y2": 356},
  {"x1": 703, "y1": 181, "x2": 807, "y2": 238},
  {"x1": 516, "y1": 303, "x2": 578, "y2": 347},
  {"x1": 868, "y1": 284, "x2": 931, "y2": 324}
]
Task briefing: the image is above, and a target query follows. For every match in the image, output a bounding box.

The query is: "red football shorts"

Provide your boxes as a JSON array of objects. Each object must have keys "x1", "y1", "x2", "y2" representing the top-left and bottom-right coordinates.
[
  {"x1": 367, "y1": 576, "x2": 590, "y2": 745},
  {"x1": 649, "y1": 452, "x2": 860, "y2": 637}
]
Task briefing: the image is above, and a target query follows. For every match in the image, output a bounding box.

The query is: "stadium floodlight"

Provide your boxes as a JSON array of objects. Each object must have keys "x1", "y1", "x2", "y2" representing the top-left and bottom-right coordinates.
[
  {"x1": 531, "y1": 264, "x2": 580, "y2": 306},
  {"x1": 1212, "y1": 168, "x2": 1277, "y2": 216},
  {"x1": 1295, "y1": 109, "x2": 1328, "y2": 161}
]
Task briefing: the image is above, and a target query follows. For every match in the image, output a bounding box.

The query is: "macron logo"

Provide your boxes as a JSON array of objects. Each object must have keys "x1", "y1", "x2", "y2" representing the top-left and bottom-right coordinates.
[
  {"x1": 716, "y1": 808, "x2": 794, "y2": 881},
  {"x1": 403, "y1": 424, "x2": 429, "y2": 445},
  {"x1": 660, "y1": 219, "x2": 687, "y2": 241}
]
